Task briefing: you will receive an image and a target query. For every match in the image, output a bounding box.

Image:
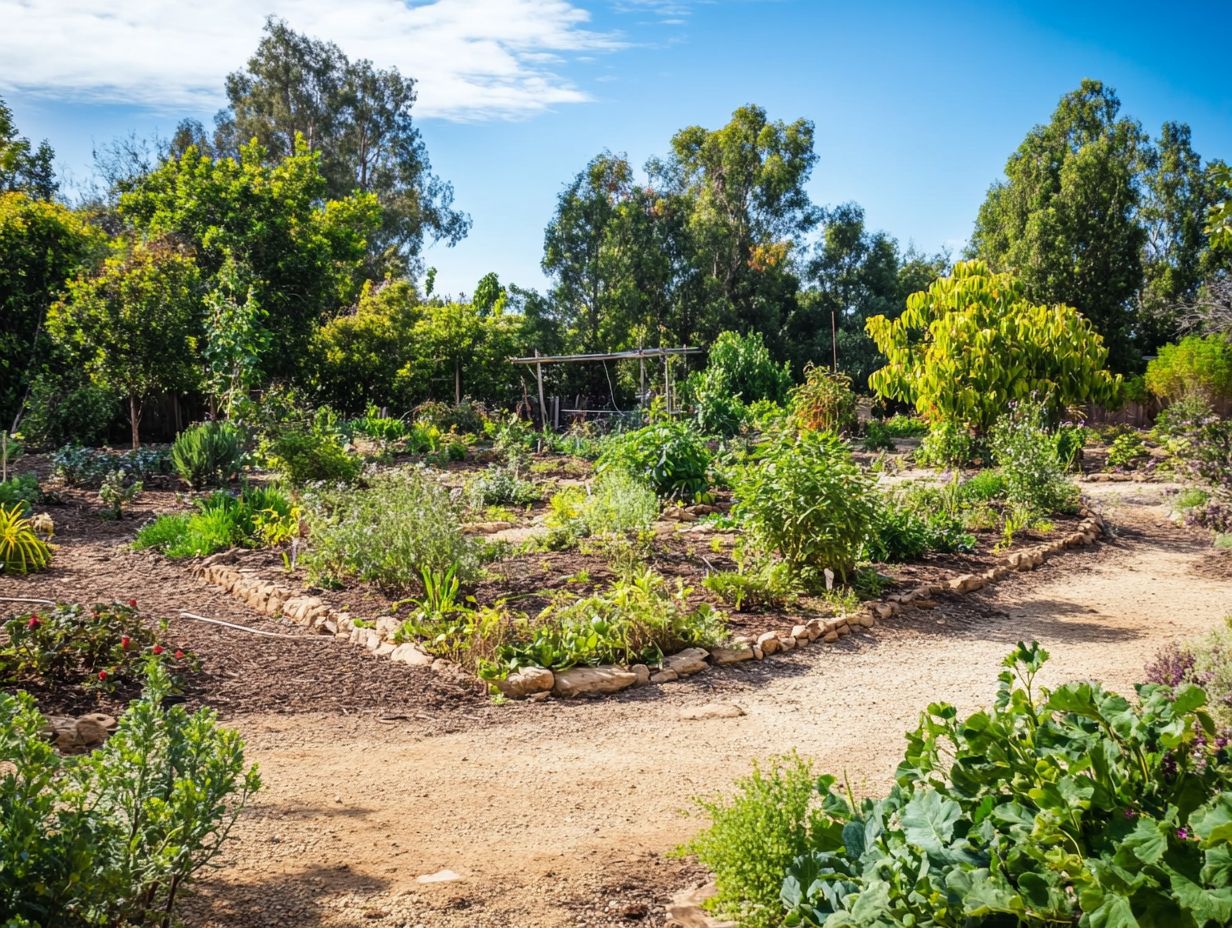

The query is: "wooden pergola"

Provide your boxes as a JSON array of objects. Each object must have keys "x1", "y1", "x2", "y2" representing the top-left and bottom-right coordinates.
[{"x1": 509, "y1": 347, "x2": 702, "y2": 429}]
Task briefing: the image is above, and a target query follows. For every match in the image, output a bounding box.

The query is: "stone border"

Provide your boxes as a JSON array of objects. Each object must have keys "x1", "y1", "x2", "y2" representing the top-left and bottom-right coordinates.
[{"x1": 191, "y1": 507, "x2": 1107, "y2": 700}]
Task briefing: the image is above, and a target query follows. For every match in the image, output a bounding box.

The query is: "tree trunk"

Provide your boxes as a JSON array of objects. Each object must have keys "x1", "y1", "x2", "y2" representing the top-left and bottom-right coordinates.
[{"x1": 129, "y1": 394, "x2": 141, "y2": 449}]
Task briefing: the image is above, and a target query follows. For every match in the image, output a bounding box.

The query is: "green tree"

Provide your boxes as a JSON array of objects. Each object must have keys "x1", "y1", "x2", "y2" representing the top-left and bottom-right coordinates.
[
  {"x1": 48, "y1": 241, "x2": 202, "y2": 448},
  {"x1": 0, "y1": 193, "x2": 103, "y2": 428},
  {"x1": 0, "y1": 97, "x2": 56, "y2": 199},
  {"x1": 1208, "y1": 164, "x2": 1232, "y2": 253},
  {"x1": 971, "y1": 80, "x2": 1150, "y2": 369},
  {"x1": 216, "y1": 17, "x2": 469, "y2": 275},
  {"x1": 202, "y1": 255, "x2": 271, "y2": 417},
  {"x1": 118, "y1": 138, "x2": 380, "y2": 381},
  {"x1": 866, "y1": 260, "x2": 1120, "y2": 433}
]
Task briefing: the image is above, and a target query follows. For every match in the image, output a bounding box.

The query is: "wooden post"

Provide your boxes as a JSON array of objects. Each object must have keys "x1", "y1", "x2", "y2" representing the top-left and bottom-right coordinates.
[
  {"x1": 534, "y1": 350, "x2": 548, "y2": 430},
  {"x1": 639, "y1": 350, "x2": 646, "y2": 407}
]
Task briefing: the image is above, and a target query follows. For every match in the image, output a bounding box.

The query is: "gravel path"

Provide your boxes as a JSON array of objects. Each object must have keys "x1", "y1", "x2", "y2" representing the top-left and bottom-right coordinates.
[{"x1": 177, "y1": 481, "x2": 1231, "y2": 928}]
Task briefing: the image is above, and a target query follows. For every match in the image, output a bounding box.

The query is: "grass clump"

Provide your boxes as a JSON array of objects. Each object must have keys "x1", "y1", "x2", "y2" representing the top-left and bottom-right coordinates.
[
  {"x1": 134, "y1": 486, "x2": 296, "y2": 558},
  {"x1": 302, "y1": 469, "x2": 475, "y2": 593},
  {"x1": 171, "y1": 420, "x2": 245, "y2": 488},
  {"x1": 547, "y1": 468, "x2": 659, "y2": 542}
]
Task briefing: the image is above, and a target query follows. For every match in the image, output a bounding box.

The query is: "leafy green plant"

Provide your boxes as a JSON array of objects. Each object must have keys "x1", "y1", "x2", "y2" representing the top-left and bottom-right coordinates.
[
  {"x1": 469, "y1": 465, "x2": 540, "y2": 507},
  {"x1": 990, "y1": 402, "x2": 1079, "y2": 514},
  {"x1": 597, "y1": 420, "x2": 712, "y2": 500},
  {"x1": 692, "y1": 642, "x2": 1232, "y2": 928},
  {"x1": 303, "y1": 469, "x2": 476, "y2": 593},
  {"x1": 97, "y1": 469, "x2": 142, "y2": 520},
  {"x1": 687, "y1": 330, "x2": 792, "y2": 436},
  {"x1": 0, "y1": 662, "x2": 259, "y2": 927},
  {"x1": 264, "y1": 426, "x2": 362, "y2": 485},
  {"x1": 862, "y1": 496, "x2": 975, "y2": 563},
  {"x1": 734, "y1": 431, "x2": 875, "y2": 585},
  {"x1": 703, "y1": 555, "x2": 800, "y2": 611},
  {"x1": 548, "y1": 468, "x2": 660, "y2": 542},
  {"x1": 915, "y1": 422, "x2": 981, "y2": 468},
  {"x1": 881, "y1": 414, "x2": 929, "y2": 438},
  {"x1": 0, "y1": 503, "x2": 52, "y2": 574},
  {"x1": 860, "y1": 421, "x2": 896, "y2": 452},
  {"x1": 171, "y1": 420, "x2": 246, "y2": 488},
  {"x1": 792, "y1": 364, "x2": 857, "y2": 434},
  {"x1": 134, "y1": 486, "x2": 295, "y2": 558},
  {"x1": 1052, "y1": 423, "x2": 1087, "y2": 471},
  {"x1": 1107, "y1": 430, "x2": 1149, "y2": 469},
  {"x1": 0, "y1": 473, "x2": 39, "y2": 515},
  {"x1": 1146, "y1": 334, "x2": 1232, "y2": 404},
  {"x1": 0, "y1": 601, "x2": 195, "y2": 690},
  {"x1": 51, "y1": 444, "x2": 170, "y2": 487}
]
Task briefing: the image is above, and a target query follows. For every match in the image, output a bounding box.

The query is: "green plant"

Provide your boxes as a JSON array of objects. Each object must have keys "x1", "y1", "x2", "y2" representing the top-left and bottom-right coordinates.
[
  {"x1": 957, "y1": 469, "x2": 1007, "y2": 503},
  {"x1": 687, "y1": 330, "x2": 792, "y2": 436},
  {"x1": 1175, "y1": 488, "x2": 1211, "y2": 512},
  {"x1": 860, "y1": 421, "x2": 895, "y2": 452},
  {"x1": 1107, "y1": 430, "x2": 1149, "y2": 469},
  {"x1": 734, "y1": 431, "x2": 876, "y2": 585},
  {"x1": 548, "y1": 468, "x2": 660, "y2": 542},
  {"x1": 0, "y1": 601, "x2": 195, "y2": 689},
  {"x1": 171, "y1": 420, "x2": 246, "y2": 488},
  {"x1": 1052, "y1": 423, "x2": 1087, "y2": 471},
  {"x1": 862, "y1": 496, "x2": 975, "y2": 563},
  {"x1": 51, "y1": 444, "x2": 170, "y2": 487},
  {"x1": 915, "y1": 422, "x2": 981, "y2": 468},
  {"x1": 469, "y1": 465, "x2": 540, "y2": 507},
  {"x1": 303, "y1": 469, "x2": 476, "y2": 593},
  {"x1": 990, "y1": 402, "x2": 1080, "y2": 514},
  {"x1": 792, "y1": 364, "x2": 856, "y2": 434},
  {"x1": 1146, "y1": 334, "x2": 1232, "y2": 404},
  {"x1": 264, "y1": 426, "x2": 362, "y2": 485},
  {"x1": 881, "y1": 413, "x2": 929, "y2": 438},
  {"x1": 867, "y1": 260, "x2": 1120, "y2": 433},
  {"x1": 0, "y1": 473, "x2": 39, "y2": 515},
  {"x1": 597, "y1": 420, "x2": 712, "y2": 500},
  {"x1": 133, "y1": 486, "x2": 295, "y2": 558},
  {"x1": 0, "y1": 662, "x2": 259, "y2": 926},
  {"x1": 97, "y1": 469, "x2": 142, "y2": 520},
  {"x1": 0, "y1": 503, "x2": 52, "y2": 574},
  {"x1": 692, "y1": 642, "x2": 1232, "y2": 928},
  {"x1": 703, "y1": 555, "x2": 800, "y2": 611}
]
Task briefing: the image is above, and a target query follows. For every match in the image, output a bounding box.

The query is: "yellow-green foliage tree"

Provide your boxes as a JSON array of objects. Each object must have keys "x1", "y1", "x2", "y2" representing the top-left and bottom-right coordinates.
[
  {"x1": 865, "y1": 260, "x2": 1120, "y2": 433},
  {"x1": 1145, "y1": 334, "x2": 1232, "y2": 403}
]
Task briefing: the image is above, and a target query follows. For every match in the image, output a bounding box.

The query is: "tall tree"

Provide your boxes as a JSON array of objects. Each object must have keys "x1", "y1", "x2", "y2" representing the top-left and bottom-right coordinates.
[
  {"x1": 47, "y1": 241, "x2": 201, "y2": 448},
  {"x1": 216, "y1": 17, "x2": 469, "y2": 276},
  {"x1": 971, "y1": 80, "x2": 1150, "y2": 369},
  {"x1": 0, "y1": 98, "x2": 56, "y2": 200},
  {"x1": 650, "y1": 104, "x2": 819, "y2": 340}
]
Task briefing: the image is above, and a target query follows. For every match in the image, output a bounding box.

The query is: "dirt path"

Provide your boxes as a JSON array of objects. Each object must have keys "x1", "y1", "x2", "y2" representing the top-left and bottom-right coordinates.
[{"x1": 174, "y1": 482, "x2": 1230, "y2": 928}]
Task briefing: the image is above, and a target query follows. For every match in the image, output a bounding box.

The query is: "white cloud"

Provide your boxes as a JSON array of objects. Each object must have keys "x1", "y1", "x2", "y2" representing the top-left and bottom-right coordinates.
[{"x1": 0, "y1": 0, "x2": 625, "y2": 120}]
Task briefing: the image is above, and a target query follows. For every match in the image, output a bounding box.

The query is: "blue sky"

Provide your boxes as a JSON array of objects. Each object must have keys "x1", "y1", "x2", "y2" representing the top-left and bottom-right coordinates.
[{"x1": 3, "y1": 0, "x2": 1231, "y2": 297}]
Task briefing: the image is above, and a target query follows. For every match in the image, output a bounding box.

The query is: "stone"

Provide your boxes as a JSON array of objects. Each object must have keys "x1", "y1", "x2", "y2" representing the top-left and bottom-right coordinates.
[
  {"x1": 708, "y1": 645, "x2": 754, "y2": 665},
  {"x1": 823, "y1": 631, "x2": 839, "y2": 643},
  {"x1": 650, "y1": 669, "x2": 679, "y2": 684},
  {"x1": 416, "y1": 869, "x2": 463, "y2": 884},
  {"x1": 495, "y1": 665, "x2": 555, "y2": 697},
  {"x1": 375, "y1": 616, "x2": 401, "y2": 640},
  {"x1": 552, "y1": 665, "x2": 638, "y2": 697},
  {"x1": 631, "y1": 663, "x2": 651, "y2": 686},
  {"x1": 663, "y1": 647, "x2": 710, "y2": 676},
  {"x1": 363, "y1": 629, "x2": 383, "y2": 651},
  {"x1": 390, "y1": 643, "x2": 433, "y2": 667},
  {"x1": 874, "y1": 603, "x2": 895, "y2": 620},
  {"x1": 791, "y1": 623, "x2": 812, "y2": 641},
  {"x1": 756, "y1": 631, "x2": 781, "y2": 655},
  {"x1": 915, "y1": 598, "x2": 938, "y2": 609},
  {"x1": 836, "y1": 623, "x2": 851, "y2": 637},
  {"x1": 852, "y1": 612, "x2": 874, "y2": 629},
  {"x1": 78, "y1": 712, "x2": 117, "y2": 732},
  {"x1": 667, "y1": 884, "x2": 736, "y2": 928},
  {"x1": 375, "y1": 642, "x2": 395, "y2": 657},
  {"x1": 431, "y1": 657, "x2": 459, "y2": 675},
  {"x1": 805, "y1": 618, "x2": 824, "y2": 638},
  {"x1": 823, "y1": 618, "x2": 846, "y2": 634},
  {"x1": 73, "y1": 718, "x2": 110, "y2": 747},
  {"x1": 777, "y1": 635, "x2": 797, "y2": 651},
  {"x1": 680, "y1": 703, "x2": 745, "y2": 721},
  {"x1": 752, "y1": 645, "x2": 764, "y2": 660}
]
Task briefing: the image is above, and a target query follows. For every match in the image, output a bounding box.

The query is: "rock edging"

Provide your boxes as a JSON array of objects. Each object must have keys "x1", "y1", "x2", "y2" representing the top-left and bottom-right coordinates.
[{"x1": 190, "y1": 507, "x2": 1107, "y2": 702}]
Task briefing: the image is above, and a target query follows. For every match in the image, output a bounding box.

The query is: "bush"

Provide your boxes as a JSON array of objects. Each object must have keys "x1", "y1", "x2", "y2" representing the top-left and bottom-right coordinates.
[
  {"x1": 415, "y1": 399, "x2": 488, "y2": 435},
  {"x1": 549, "y1": 468, "x2": 660, "y2": 541},
  {"x1": 860, "y1": 420, "x2": 895, "y2": 452},
  {"x1": 915, "y1": 421, "x2": 981, "y2": 468},
  {"x1": 881, "y1": 413, "x2": 928, "y2": 438},
  {"x1": 133, "y1": 486, "x2": 296, "y2": 558},
  {"x1": 52, "y1": 444, "x2": 170, "y2": 487},
  {"x1": 469, "y1": 465, "x2": 540, "y2": 507},
  {"x1": 691, "y1": 642, "x2": 1232, "y2": 928},
  {"x1": 0, "y1": 601, "x2": 194, "y2": 689},
  {"x1": 1151, "y1": 398, "x2": 1232, "y2": 501},
  {"x1": 862, "y1": 496, "x2": 975, "y2": 563},
  {"x1": 303, "y1": 469, "x2": 476, "y2": 593},
  {"x1": 97, "y1": 468, "x2": 142, "y2": 519},
  {"x1": 989, "y1": 403, "x2": 1079, "y2": 514},
  {"x1": 688, "y1": 330, "x2": 792, "y2": 436},
  {"x1": 0, "y1": 662, "x2": 259, "y2": 926},
  {"x1": 597, "y1": 420, "x2": 712, "y2": 500},
  {"x1": 734, "y1": 431, "x2": 876, "y2": 585},
  {"x1": 1145, "y1": 334, "x2": 1232, "y2": 404},
  {"x1": 172, "y1": 420, "x2": 245, "y2": 488},
  {"x1": 0, "y1": 503, "x2": 52, "y2": 574},
  {"x1": 703, "y1": 556, "x2": 800, "y2": 611},
  {"x1": 0, "y1": 473, "x2": 39, "y2": 515},
  {"x1": 19, "y1": 369, "x2": 118, "y2": 449},
  {"x1": 480, "y1": 570, "x2": 724, "y2": 677},
  {"x1": 791, "y1": 364, "x2": 856, "y2": 434},
  {"x1": 1107, "y1": 430, "x2": 1149, "y2": 469},
  {"x1": 263, "y1": 424, "x2": 362, "y2": 485}
]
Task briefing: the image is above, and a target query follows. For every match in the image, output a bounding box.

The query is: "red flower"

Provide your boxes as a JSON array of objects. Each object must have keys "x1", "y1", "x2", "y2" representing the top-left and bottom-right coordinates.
[
  {"x1": 120, "y1": 636, "x2": 131, "y2": 649},
  {"x1": 127, "y1": 599, "x2": 138, "y2": 608},
  {"x1": 98, "y1": 670, "x2": 108, "y2": 681},
  {"x1": 151, "y1": 645, "x2": 165, "y2": 655},
  {"x1": 174, "y1": 650, "x2": 185, "y2": 660},
  {"x1": 26, "y1": 615, "x2": 41, "y2": 630}
]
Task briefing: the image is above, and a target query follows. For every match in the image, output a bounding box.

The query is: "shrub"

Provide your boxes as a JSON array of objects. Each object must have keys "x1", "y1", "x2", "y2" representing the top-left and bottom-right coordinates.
[
  {"x1": 915, "y1": 421, "x2": 981, "y2": 468},
  {"x1": 957, "y1": 469, "x2": 1006, "y2": 503},
  {"x1": 0, "y1": 601, "x2": 195, "y2": 689},
  {"x1": 469, "y1": 465, "x2": 540, "y2": 507},
  {"x1": 862, "y1": 496, "x2": 975, "y2": 563},
  {"x1": 52, "y1": 444, "x2": 170, "y2": 487},
  {"x1": 881, "y1": 413, "x2": 929, "y2": 438},
  {"x1": 0, "y1": 663, "x2": 259, "y2": 926},
  {"x1": 703, "y1": 556, "x2": 800, "y2": 611},
  {"x1": 688, "y1": 330, "x2": 792, "y2": 435},
  {"x1": 866, "y1": 260, "x2": 1120, "y2": 432},
  {"x1": 0, "y1": 473, "x2": 39, "y2": 515},
  {"x1": 133, "y1": 486, "x2": 295, "y2": 558},
  {"x1": 1052, "y1": 423, "x2": 1087, "y2": 471},
  {"x1": 480, "y1": 570, "x2": 724, "y2": 677},
  {"x1": 97, "y1": 469, "x2": 142, "y2": 520},
  {"x1": 1145, "y1": 334, "x2": 1232, "y2": 404},
  {"x1": 1107, "y1": 430, "x2": 1149, "y2": 469},
  {"x1": 264, "y1": 426, "x2": 362, "y2": 485},
  {"x1": 989, "y1": 403, "x2": 1079, "y2": 514},
  {"x1": 303, "y1": 469, "x2": 476, "y2": 593},
  {"x1": 691, "y1": 642, "x2": 1232, "y2": 928},
  {"x1": 734, "y1": 431, "x2": 876, "y2": 585},
  {"x1": 860, "y1": 420, "x2": 895, "y2": 452},
  {"x1": 1151, "y1": 399, "x2": 1232, "y2": 501},
  {"x1": 19, "y1": 370, "x2": 118, "y2": 449},
  {"x1": 597, "y1": 420, "x2": 712, "y2": 500},
  {"x1": 414, "y1": 399, "x2": 488, "y2": 435},
  {"x1": 0, "y1": 503, "x2": 52, "y2": 574},
  {"x1": 791, "y1": 364, "x2": 856, "y2": 434},
  {"x1": 172, "y1": 420, "x2": 245, "y2": 488}
]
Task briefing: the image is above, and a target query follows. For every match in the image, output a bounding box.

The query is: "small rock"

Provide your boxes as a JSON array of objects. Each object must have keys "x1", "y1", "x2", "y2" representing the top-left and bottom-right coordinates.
[
  {"x1": 680, "y1": 703, "x2": 745, "y2": 721},
  {"x1": 416, "y1": 869, "x2": 463, "y2": 884},
  {"x1": 552, "y1": 665, "x2": 638, "y2": 697},
  {"x1": 650, "y1": 669, "x2": 679, "y2": 684},
  {"x1": 708, "y1": 645, "x2": 754, "y2": 665},
  {"x1": 495, "y1": 665, "x2": 555, "y2": 698},
  {"x1": 777, "y1": 634, "x2": 797, "y2": 651},
  {"x1": 631, "y1": 663, "x2": 651, "y2": 686},
  {"x1": 663, "y1": 647, "x2": 710, "y2": 676},
  {"x1": 388, "y1": 642, "x2": 433, "y2": 667},
  {"x1": 791, "y1": 623, "x2": 812, "y2": 641},
  {"x1": 823, "y1": 631, "x2": 839, "y2": 643},
  {"x1": 756, "y1": 631, "x2": 781, "y2": 655}
]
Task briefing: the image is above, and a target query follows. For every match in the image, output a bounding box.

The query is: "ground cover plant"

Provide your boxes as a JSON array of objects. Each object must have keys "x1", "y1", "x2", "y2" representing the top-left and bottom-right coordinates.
[
  {"x1": 51, "y1": 445, "x2": 170, "y2": 487},
  {"x1": 687, "y1": 642, "x2": 1232, "y2": 928},
  {"x1": 171, "y1": 419, "x2": 246, "y2": 488},
  {"x1": 597, "y1": 419, "x2": 712, "y2": 500},
  {"x1": 133, "y1": 486, "x2": 297, "y2": 558},
  {"x1": 0, "y1": 663, "x2": 259, "y2": 927}
]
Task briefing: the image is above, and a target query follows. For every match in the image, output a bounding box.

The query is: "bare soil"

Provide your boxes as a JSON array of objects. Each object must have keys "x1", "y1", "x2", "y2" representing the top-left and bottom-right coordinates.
[{"x1": 2, "y1": 479, "x2": 1228, "y2": 927}]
